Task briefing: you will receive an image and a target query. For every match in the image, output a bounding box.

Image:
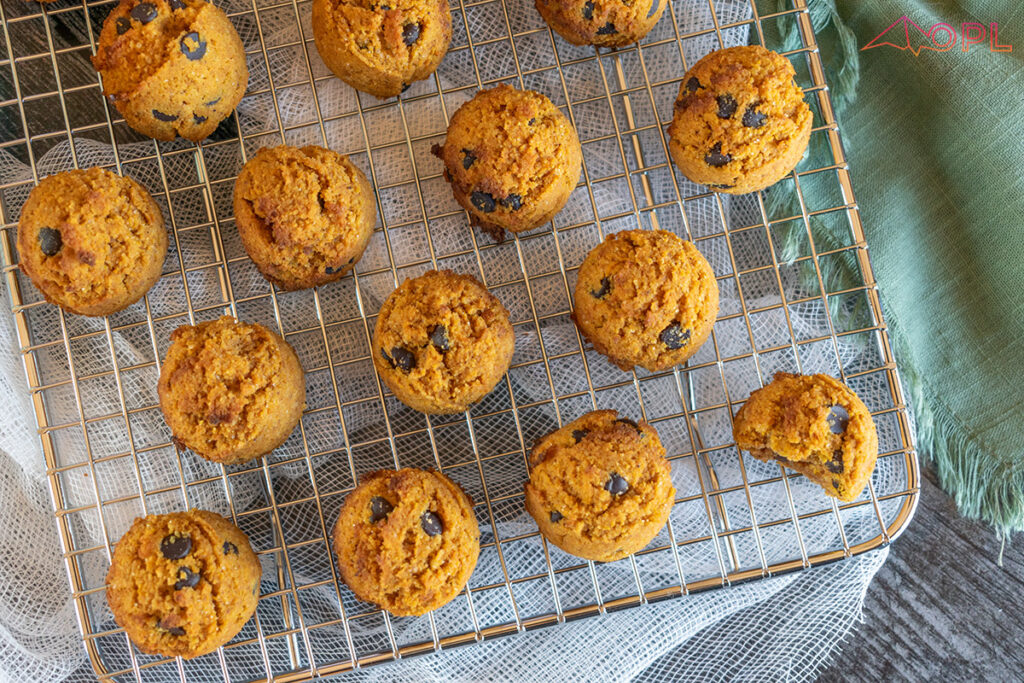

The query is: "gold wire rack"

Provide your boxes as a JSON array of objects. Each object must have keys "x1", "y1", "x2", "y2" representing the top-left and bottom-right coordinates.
[{"x1": 0, "y1": 0, "x2": 918, "y2": 680}]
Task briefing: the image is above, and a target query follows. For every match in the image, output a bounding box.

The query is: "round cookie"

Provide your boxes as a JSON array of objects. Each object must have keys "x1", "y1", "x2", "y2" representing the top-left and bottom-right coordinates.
[
  {"x1": 233, "y1": 145, "x2": 376, "y2": 290},
  {"x1": 158, "y1": 316, "x2": 305, "y2": 465},
  {"x1": 372, "y1": 270, "x2": 515, "y2": 414},
  {"x1": 432, "y1": 85, "x2": 582, "y2": 239},
  {"x1": 333, "y1": 468, "x2": 479, "y2": 616},
  {"x1": 17, "y1": 168, "x2": 166, "y2": 317},
  {"x1": 667, "y1": 45, "x2": 812, "y2": 194},
  {"x1": 536, "y1": 0, "x2": 666, "y2": 47},
  {"x1": 312, "y1": 0, "x2": 451, "y2": 99},
  {"x1": 732, "y1": 372, "x2": 878, "y2": 502},
  {"x1": 573, "y1": 229, "x2": 718, "y2": 372},
  {"x1": 92, "y1": 0, "x2": 248, "y2": 142},
  {"x1": 106, "y1": 509, "x2": 261, "y2": 659},
  {"x1": 524, "y1": 410, "x2": 674, "y2": 562}
]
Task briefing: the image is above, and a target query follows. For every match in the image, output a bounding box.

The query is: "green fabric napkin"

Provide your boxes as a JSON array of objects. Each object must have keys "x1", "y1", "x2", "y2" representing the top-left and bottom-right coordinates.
[{"x1": 776, "y1": 0, "x2": 1024, "y2": 538}]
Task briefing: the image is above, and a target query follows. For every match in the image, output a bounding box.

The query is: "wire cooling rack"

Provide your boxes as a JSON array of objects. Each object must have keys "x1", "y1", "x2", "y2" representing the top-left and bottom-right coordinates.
[{"x1": 0, "y1": 0, "x2": 918, "y2": 680}]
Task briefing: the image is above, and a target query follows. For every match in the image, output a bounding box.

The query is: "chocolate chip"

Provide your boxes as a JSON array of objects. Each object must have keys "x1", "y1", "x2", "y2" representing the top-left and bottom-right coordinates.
[
  {"x1": 130, "y1": 2, "x2": 157, "y2": 23},
  {"x1": 369, "y1": 496, "x2": 393, "y2": 523},
  {"x1": 222, "y1": 541, "x2": 238, "y2": 555},
  {"x1": 180, "y1": 31, "x2": 207, "y2": 60},
  {"x1": 708, "y1": 183, "x2": 735, "y2": 189},
  {"x1": 160, "y1": 534, "x2": 191, "y2": 560},
  {"x1": 590, "y1": 276, "x2": 611, "y2": 299},
  {"x1": 169, "y1": 0, "x2": 185, "y2": 9},
  {"x1": 605, "y1": 472, "x2": 628, "y2": 496},
  {"x1": 421, "y1": 511, "x2": 443, "y2": 536},
  {"x1": 826, "y1": 405, "x2": 850, "y2": 434},
  {"x1": 174, "y1": 567, "x2": 200, "y2": 590},
  {"x1": 388, "y1": 346, "x2": 415, "y2": 372},
  {"x1": 528, "y1": 117, "x2": 536, "y2": 125},
  {"x1": 742, "y1": 105, "x2": 767, "y2": 129},
  {"x1": 704, "y1": 142, "x2": 732, "y2": 167},
  {"x1": 716, "y1": 94, "x2": 737, "y2": 119},
  {"x1": 596, "y1": 22, "x2": 617, "y2": 35},
  {"x1": 461, "y1": 149, "x2": 476, "y2": 169},
  {"x1": 581, "y1": 0, "x2": 593, "y2": 19},
  {"x1": 550, "y1": 510, "x2": 563, "y2": 523},
  {"x1": 615, "y1": 417, "x2": 642, "y2": 433},
  {"x1": 500, "y1": 193, "x2": 523, "y2": 211},
  {"x1": 37, "y1": 227, "x2": 62, "y2": 256},
  {"x1": 571, "y1": 429, "x2": 588, "y2": 443},
  {"x1": 402, "y1": 22, "x2": 421, "y2": 46},
  {"x1": 659, "y1": 322, "x2": 691, "y2": 350},
  {"x1": 158, "y1": 620, "x2": 186, "y2": 636},
  {"x1": 152, "y1": 109, "x2": 177, "y2": 122},
  {"x1": 471, "y1": 191, "x2": 496, "y2": 213},
  {"x1": 826, "y1": 450, "x2": 844, "y2": 474},
  {"x1": 115, "y1": 16, "x2": 131, "y2": 34},
  {"x1": 193, "y1": 114, "x2": 207, "y2": 124},
  {"x1": 379, "y1": 3, "x2": 391, "y2": 8},
  {"x1": 400, "y1": 82, "x2": 411, "y2": 93},
  {"x1": 205, "y1": 97, "x2": 221, "y2": 106},
  {"x1": 831, "y1": 478, "x2": 841, "y2": 490},
  {"x1": 429, "y1": 324, "x2": 449, "y2": 352},
  {"x1": 684, "y1": 77, "x2": 701, "y2": 93},
  {"x1": 325, "y1": 264, "x2": 342, "y2": 274}
]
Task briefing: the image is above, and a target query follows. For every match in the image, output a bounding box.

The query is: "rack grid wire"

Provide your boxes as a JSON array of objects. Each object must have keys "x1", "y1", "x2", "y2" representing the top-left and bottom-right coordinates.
[{"x1": 0, "y1": 0, "x2": 919, "y2": 680}]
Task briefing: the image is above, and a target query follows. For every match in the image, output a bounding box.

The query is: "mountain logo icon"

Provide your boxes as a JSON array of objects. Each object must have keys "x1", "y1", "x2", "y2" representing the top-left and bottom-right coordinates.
[{"x1": 861, "y1": 16, "x2": 957, "y2": 56}]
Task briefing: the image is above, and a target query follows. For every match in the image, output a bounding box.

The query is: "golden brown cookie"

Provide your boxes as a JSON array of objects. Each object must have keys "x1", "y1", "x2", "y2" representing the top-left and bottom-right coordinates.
[
  {"x1": 432, "y1": 85, "x2": 582, "y2": 239},
  {"x1": 732, "y1": 372, "x2": 878, "y2": 501},
  {"x1": 372, "y1": 270, "x2": 515, "y2": 414},
  {"x1": 536, "y1": 0, "x2": 666, "y2": 47},
  {"x1": 17, "y1": 168, "x2": 166, "y2": 317},
  {"x1": 232, "y1": 145, "x2": 376, "y2": 290},
  {"x1": 668, "y1": 46, "x2": 812, "y2": 194},
  {"x1": 106, "y1": 510, "x2": 261, "y2": 659},
  {"x1": 573, "y1": 229, "x2": 718, "y2": 372},
  {"x1": 524, "y1": 410, "x2": 674, "y2": 562},
  {"x1": 158, "y1": 316, "x2": 305, "y2": 465},
  {"x1": 92, "y1": 0, "x2": 248, "y2": 142},
  {"x1": 312, "y1": 0, "x2": 451, "y2": 98},
  {"x1": 333, "y1": 468, "x2": 479, "y2": 616}
]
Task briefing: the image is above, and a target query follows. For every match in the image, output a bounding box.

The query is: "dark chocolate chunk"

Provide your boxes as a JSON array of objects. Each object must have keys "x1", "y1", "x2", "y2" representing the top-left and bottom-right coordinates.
[
  {"x1": 571, "y1": 429, "x2": 588, "y2": 443},
  {"x1": 826, "y1": 405, "x2": 850, "y2": 435},
  {"x1": 130, "y1": 2, "x2": 158, "y2": 23},
  {"x1": 116, "y1": 16, "x2": 131, "y2": 34},
  {"x1": 379, "y1": 3, "x2": 391, "y2": 8},
  {"x1": 685, "y1": 76, "x2": 701, "y2": 93},
  {"x1": 429, "y1": 324, "x2": 449, "y2": 351},
  {"x1": 605, "y1": 472, "x2": 629, "y2": 496},
  {"x1": 152, "y1": 109, "x2": 177, "y2": 122},
  {"x1": 158, "y1": 621, "x2": 186, "y2": 636},
  {"x1": 325, "y1": 264, "x2": 342, "y2": 274},
  {"x1": 615, "y1": 417, "x2": 642, "y2": 433},
  {"x1": 581, "y1": 0, "x2": 594, "y2": 19},
  {"x1": 742, "y1": 105, "x2": 767, "y2": 129},
  {"x1": 500, "y1": 193, "x2": 523, "y2": 211},
  {"x1": 400, "y1": 82, "x2": 411, "y2": 93},
  {"x1": 590, "y1": 276, "x2": 611, "y2": 299},
  {"x1": 205, "y1": 97, "x2": 221, "y2": 106},
  {"x1": 160, "y1": 534, "x2": 192, "y2": 560},
  {"x1": 471, "y1": 190, "x2": 496, "y2": 213},
  {"x1": 550, "y1": 510, "x2": 563, "y2": 523},
  {"x1": 831, "y1": 478, "x2": 841, "y2": 490},
  {"x1": 421, "y1": 511, "x2": 443, "y2": 536},
  {"x1": 659, "y1": 322, "x2": 691, "y2": 350},
  {"x1": 402, "y1": 22, "x2": 421, "y2": 46},
  {"x1": 222, "y1": 541, "x2": 238, "y2": 555},
  {"x1": 826, "y1": 450, "x2": 844, "y2": 474},
  {"x1": 596, "y1": 22, "x2": 617, "y2": 35},
  {"x1": 174, "y1": 567, "x2": 200, "y2": 590},
  {"x1": 389, "y1": 346, "x2": 415, "y2": 372},
  {"x1": 180, "y1": 31, "x2": 207, "y2": 61},
  {"x1": 461, "y1": 148, "x2": 476, "y2": 169},
  {"x1": 708, "y1": 183, "x2": 735, "y2": 189},
  {"x1": 704, "y1": 142, "x2": 732, "y2": 167},
  {"x1": 716, "y1": 94, "x2": 737, "y2": 119},
  {"x1": 369, "y1": 496, "x2": 393, "y2": 523},
  {"x1": 193, "y1": 114, "x2": 207, "y2": 124},
  {"x1": 169, "y1": 0, "x2": 186, "y2": 8},
  {"x1": 528, "y1": 117, "x2": 536, "y2": 125},
  {"x1": 37, "y1": 227, "x2": 62, "y2": 256}
]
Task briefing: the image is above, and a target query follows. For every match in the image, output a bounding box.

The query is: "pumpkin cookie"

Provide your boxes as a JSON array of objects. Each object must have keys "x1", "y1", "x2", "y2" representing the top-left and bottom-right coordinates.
[
  {"x1": 372, "y1": 270, "x2": 515, "y2": 414},
  {"x1": 106, "y1": 510, "x2": 261, "y2": 659},
  {"x1": 92, "y1": 0, "x2": 248, "y2": 142},
  {"x1": 333, "y1": 468, "x2": 479, "y2": 616},
  {"x1": 432, "y1": 85, "x2": 582, "y2": 239},
  {"x1": 525, "y1": 410, "x2": 674, "y2": 562},
  {"x1": 573, "y1": 229, "x2": 718, "y2": 372},
  {"x1": 158, "y1": 317, "x2": 305, "y2": 465},
  {"x1": 233, "y1": 145, "x2": 376, "y2": 290},
  {"x1": 17, "y1": 168, "x2": 166, "y2": 317},
  {"x1": 668, "y1": 45, "x2": 812, "y2": 194},
  {"x1": 732, "y1": 372, "x2": 878, "y2": 501},
  {"x1": 312, "y1": 0, "x2": 451, "y2": 98},
  {"x1": 536, "y1": 0, "x2": 666, "y2": 47}
]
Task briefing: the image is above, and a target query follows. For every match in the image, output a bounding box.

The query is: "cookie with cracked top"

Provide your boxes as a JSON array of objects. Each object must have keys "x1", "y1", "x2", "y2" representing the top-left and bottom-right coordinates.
[{"x1": 536, "y1": 0, "x2": 667, "y2": 47}]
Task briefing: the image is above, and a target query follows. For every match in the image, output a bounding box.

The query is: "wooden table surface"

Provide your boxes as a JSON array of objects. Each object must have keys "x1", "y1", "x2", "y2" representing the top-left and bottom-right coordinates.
[{"x1": 817, "y1": 464, "x2": 1024, "y2": 681}]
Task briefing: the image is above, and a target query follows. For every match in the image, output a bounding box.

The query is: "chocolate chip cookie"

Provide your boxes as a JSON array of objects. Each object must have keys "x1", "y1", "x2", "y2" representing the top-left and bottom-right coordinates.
[
  {"x1": 432, "y1": 84, "x2": 582, "y2": 239},
  {"x1": 106, "y1": 510, "x2": 261, "y2": 659},
  {"x1": 92, "y1": 0, "x2": 248, "y2": 142},
  {"x1": 233, "y1": 145, "x2": 377, "y2": 290},
  {"x1": 17, "y1": 167, "x2": 166, "y2": 317},
  {"x1": 158, "y1": 316, "x2": 305, "y2": 465},
  {"x1": 372, "y1": 270, "x2": 515, "y2": 414},
  {"x1": 312, "y1": 0, "x2": 451, "y2": 98},
  {"x1": 524, "y1": 410, "x2": 674, "y2": 562},
  {"x1": 536, "y1": 0, "x2": 667, "y2": 47},
  {"x1": 668, "y1": 45, "x2": 813, "y2": 194},
  {"x1": 732, "y1": 372, "x2": 878, "y2": 501},
  {"x1": 333, "y1": 468, "x2": 479, "y2": 616},
  {"x1": 573, "y1": 229, "x2": 718, "y2": 372}
]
